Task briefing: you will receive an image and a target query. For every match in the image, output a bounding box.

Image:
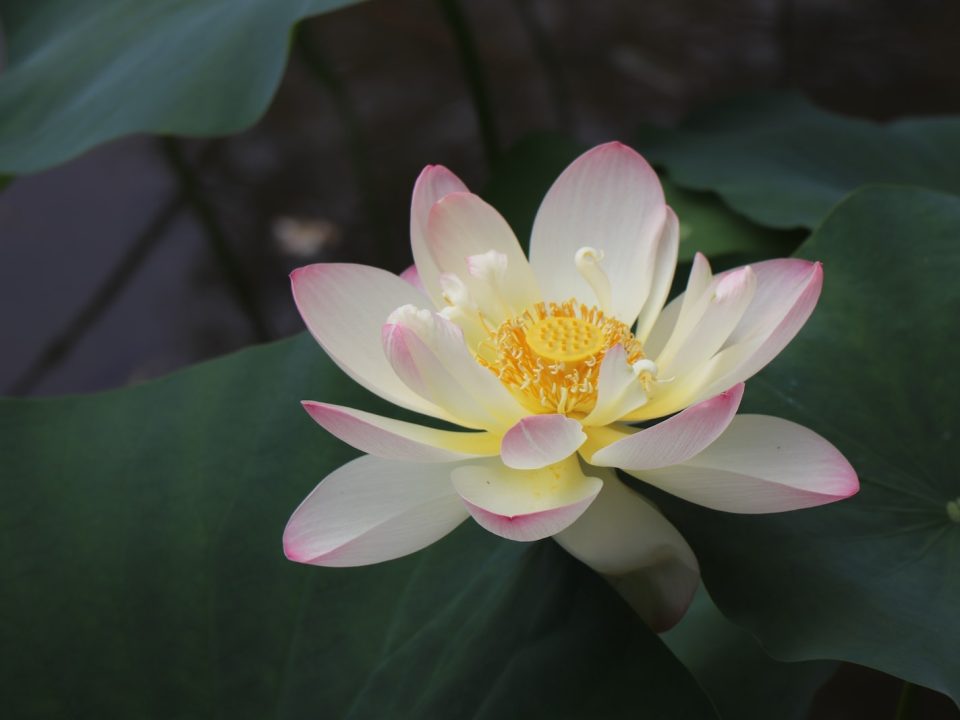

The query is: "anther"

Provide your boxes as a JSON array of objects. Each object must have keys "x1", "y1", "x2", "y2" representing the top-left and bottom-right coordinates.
[{"x1": 631, "y1": 358, "x2": 658, "y2": 378}]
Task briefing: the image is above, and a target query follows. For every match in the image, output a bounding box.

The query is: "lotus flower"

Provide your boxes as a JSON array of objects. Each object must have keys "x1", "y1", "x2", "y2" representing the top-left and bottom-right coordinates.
[{"x1": 283, "y1": 142, "x2": 858, "y2": 630}]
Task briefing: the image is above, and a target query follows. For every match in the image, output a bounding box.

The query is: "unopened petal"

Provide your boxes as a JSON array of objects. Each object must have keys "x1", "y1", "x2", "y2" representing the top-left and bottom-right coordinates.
[
  {"x1": 698, "y1": 259, "x2": 823, "y2": 398},
  {"x1": 291, "y1": 263, "x2": 446, "y2": 419},
  {"x1": 452, "y1": 457, "x2": 602, "y2": 541},
  {"x1": 629, "y1": 258, "x2": 821, "y2": 421},
  {"x1": 410, "y1": 165, "x2": 469, "y2": 309},
  {"x1": 631, "y1": 415, "x2": 859, "y2": 513},
  {"x1": 634, "y1": 206, "x2": 680, "y2": 343},
  {"x1": 555, "y1": 468, "x2": 700, "y2": 632},
  {"x1": 284, "y1": 455, "x2": 468, "y2": 567},
  {"x1": 426, "y1": 192, "x2": 541, "y2": 321},
  {"x1": 382, "y1": 307, "x2": 525, "y2": 430},
  {"x1": 645, "y1": 251, "x2": 713, "y2": 359},
  {"x1": 500, "y1": 414, "x2": 586, "y2": 469},
  {"x1": 302, "y1": 401, "x2": 500, "y2": 462},
  {"x1": 656, "y1": 265, "x2": 757, "y2": 379},
  {"x1": 591, "y1": 384, "x2": 744, "y2": 469},
  {"x1": 529, "y1": 142, "x2": 668, "y2": 325}
]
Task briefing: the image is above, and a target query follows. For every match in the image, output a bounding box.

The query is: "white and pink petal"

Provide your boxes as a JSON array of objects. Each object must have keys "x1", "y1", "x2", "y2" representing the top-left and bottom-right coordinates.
[
  {"x1": 644, "y1": 251, "x2": 713, "y2": 359},
  {"x1": 399, "y1": 264, "x2": 425, "y2": 292},
  {"x1": 529, "y1": 142, "x2": 668, "y2": 325},
  {"x1": 654, "y1": 265, "x2": 757, "y2": 380},
  {"x1": 426, "y1": 192, "x2": 541, "y2": 321},
  {"x1": 291, "y1": 263, "x2": 447, "y2": 420},
  {"x1": 500, "y1": 414, "x2": 587, "y2": 469},
  {"x1": 410, "y1": 165, "x2": 470, "y2": 309},
  {"x1": 451, "y1": 457, "x2": 603, "y2": 542},
  {"x1": 283, "y1": 455, "x2": 469, "y2": 567},
  {"x1": 591, "y1": 384, "x2": 744, "y2": 470},
  {"x1": 555, "y1": 468, "x2": 700, "y2": 632},
  {"x1": 301, "y1": 401, "x2": 500, "y2": 462},
  {"x1": 382, "y1": 306, "x2": 526, "y2": 430},
  {"x1": 697, "y1": 259, "x2": 823, "y2": 399},
  {"x1": 628, "y1": 415, "x2": 859, "y2": 513},
  {"x1": 629, "y1": 258, "x2": 821, "y2": 421},
  {"x1": 634, "y1": 206, "x2": 680, "y2": 343}
]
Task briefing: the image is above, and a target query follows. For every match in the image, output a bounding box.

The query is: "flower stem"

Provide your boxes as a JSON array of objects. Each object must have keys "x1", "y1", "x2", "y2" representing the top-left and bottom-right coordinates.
[{"x1": 894, "y1": 681, "x2": 917, "y2": 720}]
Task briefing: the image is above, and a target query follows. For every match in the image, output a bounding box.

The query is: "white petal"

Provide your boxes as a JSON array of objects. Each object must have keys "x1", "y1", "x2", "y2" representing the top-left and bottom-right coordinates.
[
  {"x1": 500, "y1": 414, "x2": 586, "y2": 469},
  {"x1": 698, "y1": 259, "x2": 823, "y2": 398},
  {"x1": 451, "y1": 457, "x2": 602, "y2": 541},
  {"x1": 634, "y1": 206, "x2": 680, "y2": 342},
  {"x1": 382, "y1": 306, "x2": 525, "y2": 430},
  {"x1": 591, "y1": 384, "x2": 744, "y2": 469},
  {"x1": 284, "y1": 455, "x2": 468, "y2": 567},
  {"x1": 645, "y1": 251, "x2": 713, "y2": 359},
  {"x1": 555, "y1": 468, "x2": 700, "y2": 632},
  {"x1": 301, "y1": 401, "x2": 500, "y2": 462},
  {"x1": 291, "y1": 263, "x2": 446, "y2": 419},
  {"x1": 581, "y1": 344, "x2": 650, "y2": 427},
  {"x1": 399, "y1": 264, "x2": 425, "y2": 292},
  {"x1": 723, "y1": 258, "x2": 821, "y2": 348},
  {"x1": 631, "y1": 415, "x2": 859, "y2": 513},
  {"x1": 529, "y1": 142, "x2": 668, "y2": 325},
  {"x1": 410, "y1": 165, "x2": 469, "y2": 309},
  {"x1": 629, "y1": 258, "x2": 820, "y2": 422},
  {"x1": 656, "y1": 265, "x2": 757, "y2": 379},
  {"x1": 426, "y1": 192, "x2": 541, "y2": 320}
]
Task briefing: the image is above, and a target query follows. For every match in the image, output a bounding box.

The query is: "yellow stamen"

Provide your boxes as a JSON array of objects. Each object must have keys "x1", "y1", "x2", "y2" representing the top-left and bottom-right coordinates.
[{"x1": 477, "y1": 299, "x2": 647, "y2": 416}]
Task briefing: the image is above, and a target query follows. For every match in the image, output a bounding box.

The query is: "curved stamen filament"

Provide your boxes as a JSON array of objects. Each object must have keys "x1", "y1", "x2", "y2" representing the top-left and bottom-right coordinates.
[{"x1": 575, "y1": 247, "x2": 613, "y2": 313}]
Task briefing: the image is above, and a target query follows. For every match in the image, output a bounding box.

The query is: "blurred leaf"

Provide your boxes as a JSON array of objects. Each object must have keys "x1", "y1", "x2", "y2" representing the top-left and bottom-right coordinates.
[
  {"x1": 484, "y1": 132, "x2": 801, "y2": 262},
  {"x1": 637, "y1": 93, "x2": 960, "y2": 229},
  {"x1": 0, "y1": 333, "x2": 717, "y2": 719},
  {"x1": 0, "y1": 0, "x2": 362, "y2": 174},
  {"x1": 663, "y1": 180, "x2": 803, "y2": 263},
  {"x1": 646, "y1": 186, "x2": 960, "y2": 704},
  {"x1": 663, "y1": 589, "x2": 837, "y2": 720}
]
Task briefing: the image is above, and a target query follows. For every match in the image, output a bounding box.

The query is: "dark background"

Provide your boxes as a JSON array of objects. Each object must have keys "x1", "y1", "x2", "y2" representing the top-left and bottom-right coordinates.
[
  {"x1": 1, "y1": 3, "x2": 959, "y2": 714},
  {"x1": 4, "y1": 0, "x2": 960, "y2": 398}
]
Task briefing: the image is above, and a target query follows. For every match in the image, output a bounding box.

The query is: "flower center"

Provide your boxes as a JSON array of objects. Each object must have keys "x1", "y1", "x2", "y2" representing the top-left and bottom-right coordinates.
[
  {"x1": 476, "y1": 299, "x2": 646, "y2": 416},
  {"x1": 524, "y1": 316, "x2": 605, "y2": 363}
]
